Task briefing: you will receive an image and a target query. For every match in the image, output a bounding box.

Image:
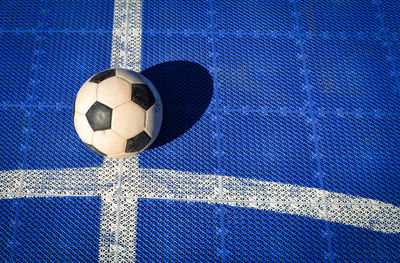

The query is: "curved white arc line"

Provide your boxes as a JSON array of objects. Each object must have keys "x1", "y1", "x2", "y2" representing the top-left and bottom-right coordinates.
[{"x1": 138, "y1": 168, "x2": 400, "y2": 234}]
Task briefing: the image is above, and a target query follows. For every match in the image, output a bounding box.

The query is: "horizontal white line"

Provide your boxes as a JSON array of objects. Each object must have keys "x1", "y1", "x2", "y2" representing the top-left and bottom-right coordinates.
[
  {"x1": 0, "y1": 166, "x2": 399, "y2": 234},
  {"x1": 1, "y1": 192, "x2": 396, "y2": 207},
  {"x1": 137, "y1": 168, "x2": 400, "y2": 234},
  {"x1": 0, "y1": 193, "x2": 100, "y2": 198}
]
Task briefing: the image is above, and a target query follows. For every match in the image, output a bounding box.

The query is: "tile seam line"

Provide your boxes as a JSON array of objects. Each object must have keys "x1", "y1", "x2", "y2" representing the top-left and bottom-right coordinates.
[
  {"x1": 293, "y1": 2, "x2": 334, "y2": 262},
  {"x1": 9, "y1": 1, "x2": 49, "y2": 261},
  {"x1": 207, "y1": 0, "x2": 226, "y2": 261}
]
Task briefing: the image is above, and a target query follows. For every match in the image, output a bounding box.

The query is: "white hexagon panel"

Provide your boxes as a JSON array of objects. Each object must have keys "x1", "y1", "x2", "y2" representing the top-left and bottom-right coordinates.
[
  {"x1": 112, "y1": 101, "x2": 146, "y2": 139},
  {"x1": 97, "y1": 76, "x2": 132, "y2": 108}
]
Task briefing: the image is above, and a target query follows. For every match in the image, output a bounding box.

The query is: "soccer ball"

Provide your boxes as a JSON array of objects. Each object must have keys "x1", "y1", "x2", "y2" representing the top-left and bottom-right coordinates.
[{"x1": 73, "y1": 68, "x2": 162, "y2": 158}]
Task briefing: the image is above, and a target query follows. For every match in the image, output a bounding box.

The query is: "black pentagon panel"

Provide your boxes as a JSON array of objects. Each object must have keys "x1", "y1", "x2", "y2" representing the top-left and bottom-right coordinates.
[
  {"x1": 85, "y1": 102, "x2": 112, "y2": 131},
  {"x1": 84, "y1": 143, "x2": 107, "y2": 157},
  {"x1": 89, "y1": 69, "x2": 116, "y2": 83},
  {"x1": 131, "y1": 84, "x2": 155, "y2": 110},
  {"x1": 126, "y1": 131, "x2": 151, "y2": 153}
]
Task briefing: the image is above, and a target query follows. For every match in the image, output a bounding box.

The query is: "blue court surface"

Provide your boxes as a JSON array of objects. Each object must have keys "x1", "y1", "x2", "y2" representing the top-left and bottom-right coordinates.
[{"x1": 0, "y1": 0, "x2": 400, "y2": 262}]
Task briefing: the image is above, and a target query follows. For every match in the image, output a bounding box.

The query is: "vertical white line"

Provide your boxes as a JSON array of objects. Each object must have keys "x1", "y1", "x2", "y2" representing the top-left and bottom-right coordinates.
[
  {"x1": 113, "y1": 159, "x2": 124, "y2": 263},
  {"x1": 111, "y1": 0, "x2": 143, "y2": 72},
  {"x1": 114, "y1": 156, "x2": 140, "y2": 262},
  {"x1": 98, "y1": 158, "x2": 122, "y2": 262},
  {"x1": 101, "y1": 0, "x2": 143, "y2": 262}
]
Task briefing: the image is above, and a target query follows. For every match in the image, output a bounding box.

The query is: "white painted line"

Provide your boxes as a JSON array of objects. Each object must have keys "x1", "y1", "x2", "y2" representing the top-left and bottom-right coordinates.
[
  {"x1": 2, "y1": 166, "x2": 399, "y2": 235},
  {"x1": 101, "y1": 0, "x2": 144, "y2": 260},
  {"x1": 97, "y1": 157, "x2": 127, "y2": 262},
  {"x1": 138, "y1": 169, "x2": 400, "y2": 234},
  {"x1": 0, "y1": 166, "x2": 112, "y2": 199},
  {"x1": 111, "y1": 0, "x2": 143, "y2": 71}
]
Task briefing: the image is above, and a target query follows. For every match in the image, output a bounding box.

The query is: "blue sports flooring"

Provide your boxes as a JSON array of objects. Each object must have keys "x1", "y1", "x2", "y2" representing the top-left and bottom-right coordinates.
[{"x1": 0, "y1": 0, "x2": 399, "y2": 262}]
